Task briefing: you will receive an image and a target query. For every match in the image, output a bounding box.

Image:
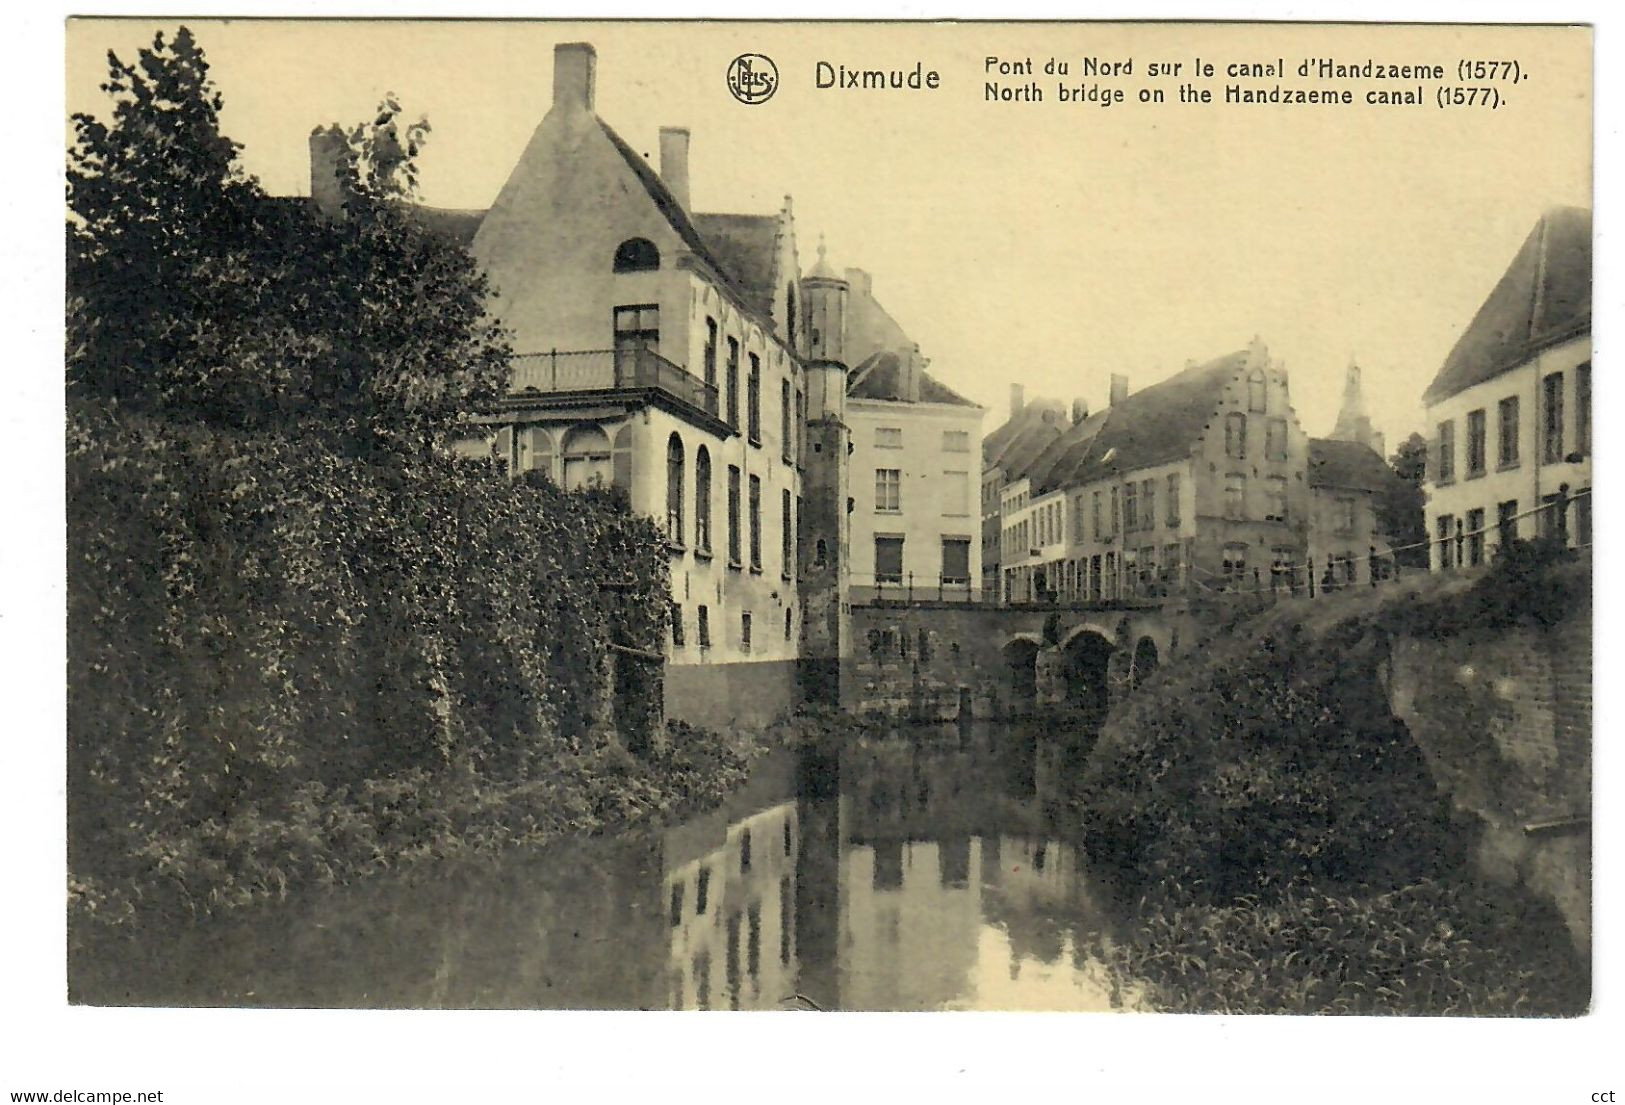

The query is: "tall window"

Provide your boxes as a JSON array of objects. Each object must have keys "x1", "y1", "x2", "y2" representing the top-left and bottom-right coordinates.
[
  {"x1": 1542, "y1": 372, "x2": 1564, "y2": 463},
  {"x1": 1089, "y1": 554, "x2": 1102, "y2": 601},
  {"x1": 670, "y1": 603, "x2": 684, "y2": 648},
  {"x1": 1466, "y1": 408, "x2": 1487, "y2": 476},
  {"x1": 1092, "y1": 491, "x2": 1103, "y2": 537},
  {"x1": 941, "y1": 538, "x2": 971, "y2": 585},
  {"x1": 1466, "y1": 507, "x2": 1486, "y2": 567},
  {"x1": 1247, "y1": 369, "x2": 1267, "y2": 413},
  {"x1": 697, "y1": 605, "x2": 711, "y2": 649},
  {"x1": 1224, "y1": 474, "x2": 1246, "y2": 520},
  {"x1": 748, "y1": 475, "x2": 762, "y2": 570},
  {"x1": 1110, "y1": 486, "x2": 1120, "y2": 536},
  {"x1": 1497, "y1": 498, "x2": 1519, "y2": 550},
  {"x1": 1163, "y1": 543, "x2": 1182, "y2": 586},
  {"x1": 1436, "y1": 420, "x2": 1456, "y2": 482},
  {"x1": 875, "y1": 468, "x2": 901, "y2": 512},
  {"x1": 781, "y1": 488, "x2": 793, "y2": 577},
  {"x1": 1578, "y1": 362, "x2": 1591, "y2": 456},
  {"x1": 741, "y1": 611, "x2": 752, "y2": 652},
  {"x1": 612, "y1": 237, "x2": 660, "y2": 272},
  {"x1": 703, "y1": 318, "x2": 718, "y2": 390},
  {"x1": 725, "y1": 338, "x2": 741, "y2": 429},
  {"x1": 613, "y1": 304, "x2": 659, "y2": 369},
  {"x1": 1266, "y1": 418, "x2": 1288, "y2": 461},
  {"x1": 780, "y1": 379, "x2": 792, "y2": 463},
  {"x1": 786, "y1": 283, "x2": 797, "y2": 350},
  {"x1": 1222, "y1": 543, "x2": 1248, "y2": 590},
  {"x1": 1141, "y1": 479, "x2": 1156, "y2": 531},
  {"x1": 875, "y1": 536, "x2": 904, "y2": 584},
  {"x1": 1225, "y1": 412, "x2": 1247, "y2": 459},
  {"x1": 1123, "y1": 482, "x2": 1139, "y2": 531},
  {"x1": 666, "y1": 434, "x2": 685, "y2": 544},
  {"x1": 1264, "y1": 476, "x2": 1288, "y2": 522},
  {"x1": 727, "y1": 465, "x2": 742, "y2": 565},
  {"x1": 1073, "y1": 494, "x2": 1088, "y2": 543},
  {"x1": 562, "y1": 425, "x2": 612, "y2": 490},
  {"x1": 1498, "y1": 396, "x2": 1520, "y2": 467},
  {"x1": 1436, "y1": 514, "x2": 1455, "y2": 569},
  {"x1": 747, "y1": 353, "x2": 762, "y2": 444},
  {"x1": 694, "y1": 447, "x2": 712, "y2": 552},
  {"x1": 1166, "y1": 473, "x2": 1181, "y2": 526},
  {"x1": 1337, "y1": 497, "x2": 1356, "y2": 534},
  {"x1": 942, "y1": 430, "x2": 970, "y2": 453}
]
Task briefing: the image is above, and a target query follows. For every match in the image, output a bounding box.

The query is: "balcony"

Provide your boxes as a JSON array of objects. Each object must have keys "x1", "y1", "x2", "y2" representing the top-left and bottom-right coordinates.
[{"x1": 509, "y1": 347, "x2": 721, "y2": 421}]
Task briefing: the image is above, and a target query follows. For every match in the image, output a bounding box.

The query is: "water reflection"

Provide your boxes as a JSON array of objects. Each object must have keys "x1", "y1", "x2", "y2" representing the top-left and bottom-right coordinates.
[{"x1": 73, "y1": 723, "x2": 1144, "y2": 1011}]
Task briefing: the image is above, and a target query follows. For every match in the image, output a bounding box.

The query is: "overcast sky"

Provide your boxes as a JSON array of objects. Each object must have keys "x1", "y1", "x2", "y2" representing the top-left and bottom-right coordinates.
[{"x1": 67, "y1": 19, "x2": 1592, "y2": 450}]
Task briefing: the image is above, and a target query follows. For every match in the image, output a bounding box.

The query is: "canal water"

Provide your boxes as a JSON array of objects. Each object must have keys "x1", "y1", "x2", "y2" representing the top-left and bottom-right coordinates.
[{"x1": 74, "y1": 723, "x2": 1146, "y2": 1011}]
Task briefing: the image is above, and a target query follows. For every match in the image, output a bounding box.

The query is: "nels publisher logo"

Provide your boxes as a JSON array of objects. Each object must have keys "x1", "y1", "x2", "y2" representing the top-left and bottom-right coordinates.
[{"x1": 727, "y1": 53, "x2": 778, "y2": 104}]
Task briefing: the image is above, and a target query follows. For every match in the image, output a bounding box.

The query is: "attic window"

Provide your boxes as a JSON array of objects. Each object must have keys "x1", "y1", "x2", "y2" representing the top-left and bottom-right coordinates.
[{"x1": 613, "y1": 238, "x2": 661, "y2": 273}]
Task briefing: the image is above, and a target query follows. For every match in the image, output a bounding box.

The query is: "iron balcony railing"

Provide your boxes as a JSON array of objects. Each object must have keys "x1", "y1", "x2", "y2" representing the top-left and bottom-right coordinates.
[{"x1": 510, "y1": 347, "x2": 720, "y2": 420}]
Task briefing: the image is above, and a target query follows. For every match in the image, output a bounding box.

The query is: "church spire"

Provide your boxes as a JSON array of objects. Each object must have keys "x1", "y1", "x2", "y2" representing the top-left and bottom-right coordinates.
[{"x1": 1331, "y1": 356, "x2": 1382, "y2": 455}]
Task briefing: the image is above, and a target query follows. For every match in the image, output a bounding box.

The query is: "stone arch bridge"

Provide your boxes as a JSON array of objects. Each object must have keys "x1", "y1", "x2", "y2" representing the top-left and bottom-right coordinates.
[{"x1": 842, "y1": 601, "x2": 1196, "y2": 720}]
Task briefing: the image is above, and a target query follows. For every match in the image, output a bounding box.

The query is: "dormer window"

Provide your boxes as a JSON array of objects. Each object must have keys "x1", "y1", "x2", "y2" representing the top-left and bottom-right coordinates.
[{"x1": 613, "y1": 237, "x2": 660, "y2": 273}]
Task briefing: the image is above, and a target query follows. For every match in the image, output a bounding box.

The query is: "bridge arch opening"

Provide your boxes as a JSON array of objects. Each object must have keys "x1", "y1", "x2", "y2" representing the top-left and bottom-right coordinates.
[
  {"x1": 1060, "y1": 629, "x2": 1115, "y2": 714},
  {"x1": 1003, "y1": 638, "x2": 1040, "y2": 715}
]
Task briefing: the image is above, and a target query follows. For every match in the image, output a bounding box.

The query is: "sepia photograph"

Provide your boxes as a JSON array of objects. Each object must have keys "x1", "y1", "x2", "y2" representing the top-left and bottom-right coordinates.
[{"x1": 10, "y1": 7, "x2": 1618, "y2": 1099}]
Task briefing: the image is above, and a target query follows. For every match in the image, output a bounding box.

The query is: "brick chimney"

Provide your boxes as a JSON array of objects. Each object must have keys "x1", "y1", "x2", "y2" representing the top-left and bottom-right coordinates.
[
  {"x1": 1110, "y1": 373, "x2": 1129, "y2": 407},
  {"x1": 1010, "y1": 383, "x2": 1026, "y2": 415},
  {"x1": 659, "y1": 127, "x2": 691, "y2": 210},
  {"x1": 308, "y1": 124, "x2": 349, "y2": 219},
  {"x1": 553, "y1": 42, "x2": 596, "y2": 113}
]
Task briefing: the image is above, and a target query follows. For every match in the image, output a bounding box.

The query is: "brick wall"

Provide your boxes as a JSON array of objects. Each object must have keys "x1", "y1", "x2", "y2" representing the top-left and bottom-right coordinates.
[{"x1": 1386, "y1": 599, "x2": 1592, "y2": 954}]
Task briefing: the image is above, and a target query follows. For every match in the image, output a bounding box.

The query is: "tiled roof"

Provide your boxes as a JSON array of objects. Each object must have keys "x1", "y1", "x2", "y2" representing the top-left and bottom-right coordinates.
[
  {"x1": 596, "y1": 119, "x2": 763, "y2": 316},
  {"x1": 1033, "y1": 351, "x2": 1248, "y2": 494},
  {"x1": 1423, "y1": 207, "x2": 1591, "y2": 405},
  {"x1": 1023, "y1": 407, "x2": 1110, "y2": 492},
  {"x1": 413, "y1": 206, "x2": 486, "y2": 245},
  {"x1": 691, "y1": 213, "x2": 780, "y2": 318},
  {"x1": 1308, "y1": 438, "x2": 1397, "y2": 495},
  {"x1": 847, "y1": 351, "x2": 978, "y2": 407}
]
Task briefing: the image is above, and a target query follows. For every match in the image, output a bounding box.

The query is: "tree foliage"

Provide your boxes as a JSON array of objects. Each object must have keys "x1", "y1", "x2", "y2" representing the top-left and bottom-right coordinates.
[
  {"x1": 65, "y1": 28, "x2": 700, "y2": 930},
  {"x1": 1380, "y1": 431, "x2": 1429, "y2": 568},
  {"x1": 67, "y1": 27, "x2": 510, "y2": 452}
]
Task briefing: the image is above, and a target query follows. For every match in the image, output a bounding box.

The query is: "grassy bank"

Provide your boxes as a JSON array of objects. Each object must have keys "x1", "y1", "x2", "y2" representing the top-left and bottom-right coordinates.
[{"x1": 1077, "y1": 542, "x2": 1589, "y2": 1015}]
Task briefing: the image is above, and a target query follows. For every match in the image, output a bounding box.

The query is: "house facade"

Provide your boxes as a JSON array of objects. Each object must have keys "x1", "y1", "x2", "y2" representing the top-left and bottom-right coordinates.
[
  {"x1": 994, "y1": 340, "x2": 1321, "y2": 603},
  {"x1": 1423, "y1": 207, "x2": 1592, "y2": 571},
  {"x1": 371, "y1": 41, "x2": 843, "y2": 729}
]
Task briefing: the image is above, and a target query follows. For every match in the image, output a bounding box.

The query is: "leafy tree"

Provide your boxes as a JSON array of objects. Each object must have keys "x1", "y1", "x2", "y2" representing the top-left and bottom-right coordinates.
[
  {"x1": 67, "y1": 26, "x2": 510, "y2": 452},
  {"x1": 1380, "y1": 431, "x2": 1428, "y2": 569}
]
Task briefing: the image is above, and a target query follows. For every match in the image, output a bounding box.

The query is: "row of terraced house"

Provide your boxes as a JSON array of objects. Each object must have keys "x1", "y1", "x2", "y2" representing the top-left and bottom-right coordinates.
[{"x1": 979, "y1": 206, "x2": 1592, "y2": 607}]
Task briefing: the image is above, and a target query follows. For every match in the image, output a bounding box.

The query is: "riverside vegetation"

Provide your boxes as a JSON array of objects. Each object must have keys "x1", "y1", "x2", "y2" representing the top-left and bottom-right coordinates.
[
  {"x1": 1078, "y1": 540, "x2": 1589, "y2": 1015},
  {"x1": 66, "y1": 28, "x2": 756, "y2": 943}
]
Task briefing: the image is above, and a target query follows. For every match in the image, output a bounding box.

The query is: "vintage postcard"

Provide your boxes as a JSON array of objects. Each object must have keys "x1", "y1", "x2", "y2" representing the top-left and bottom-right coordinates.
[{"x1": 58, "y1": 16, "x2": 1592, "y2": 1033}]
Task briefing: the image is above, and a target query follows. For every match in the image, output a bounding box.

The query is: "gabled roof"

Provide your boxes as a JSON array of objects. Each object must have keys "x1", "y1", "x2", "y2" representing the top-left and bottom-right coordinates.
[
  {"x1": 414, "y1": 206, "x2": 486, "y2": 245},
  {"x1": 982, "y1": 400, "x2": 1066, "y2": 472},
  {"x1": 1424, "y1": 207, "x2": 1592, "y2": 405},
  {"x1": 1308, "y1": 438, "x2": 1397, "y2": 495},
  {"x1": 595, "y1": 119, "x2": 763, "y2": 316},
  {"x1": 691, "y1": 213, "x2": 780, "y2": 318},
  {"x1": 847, "y1": 351, "x2": 978, "y2": 407},
  {"x1": 1024, "y1": 407, "x2": 1110, "y2": 493},
  {"x1": 1033, "y1": 351, "x2": 1248, "y2": 494}
]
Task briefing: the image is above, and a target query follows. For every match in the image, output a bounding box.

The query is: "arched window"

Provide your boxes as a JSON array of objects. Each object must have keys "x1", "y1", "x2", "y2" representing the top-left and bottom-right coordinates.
[
  {"x1": 1225, "y1": 412, "x2": 1247, "y2": 459},
  {"x1": 1247, "y1": 369, "x2": 1267, "y2": 413},
  {"x1": 814, "y1": 537, "x2": 828, "y2": 567},
  {"x1": 694, "y1": 446, "x2": 713, "y2": 552},
  {"x1": 562, "y1": 424, "x2": 613, "y2": 490},
  {"x1": 666, "y1": 434, "x2": 685, "y2": 544},
  {"x1": 613, "y1": 237, "x2": 660, "y2": 273}
]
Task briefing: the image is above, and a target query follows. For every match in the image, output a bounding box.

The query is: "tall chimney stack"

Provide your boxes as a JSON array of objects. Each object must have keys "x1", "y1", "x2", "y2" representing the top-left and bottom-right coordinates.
[
  {"x1": 553, "y1": 42, "x2": 597, "y2": 113},
  {"x1": 308, "y1": 125, "x2": 349, "y2": 219},
  {"x1": 1010, "y1": 383, "x2": 1026, "y2": 416},
  {"x1": 1110, "y1": 374, "x2": 1129, "y2": 407},
  {"x1": 659, "y1": 127, "x2": 691, "y2": 210}
]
